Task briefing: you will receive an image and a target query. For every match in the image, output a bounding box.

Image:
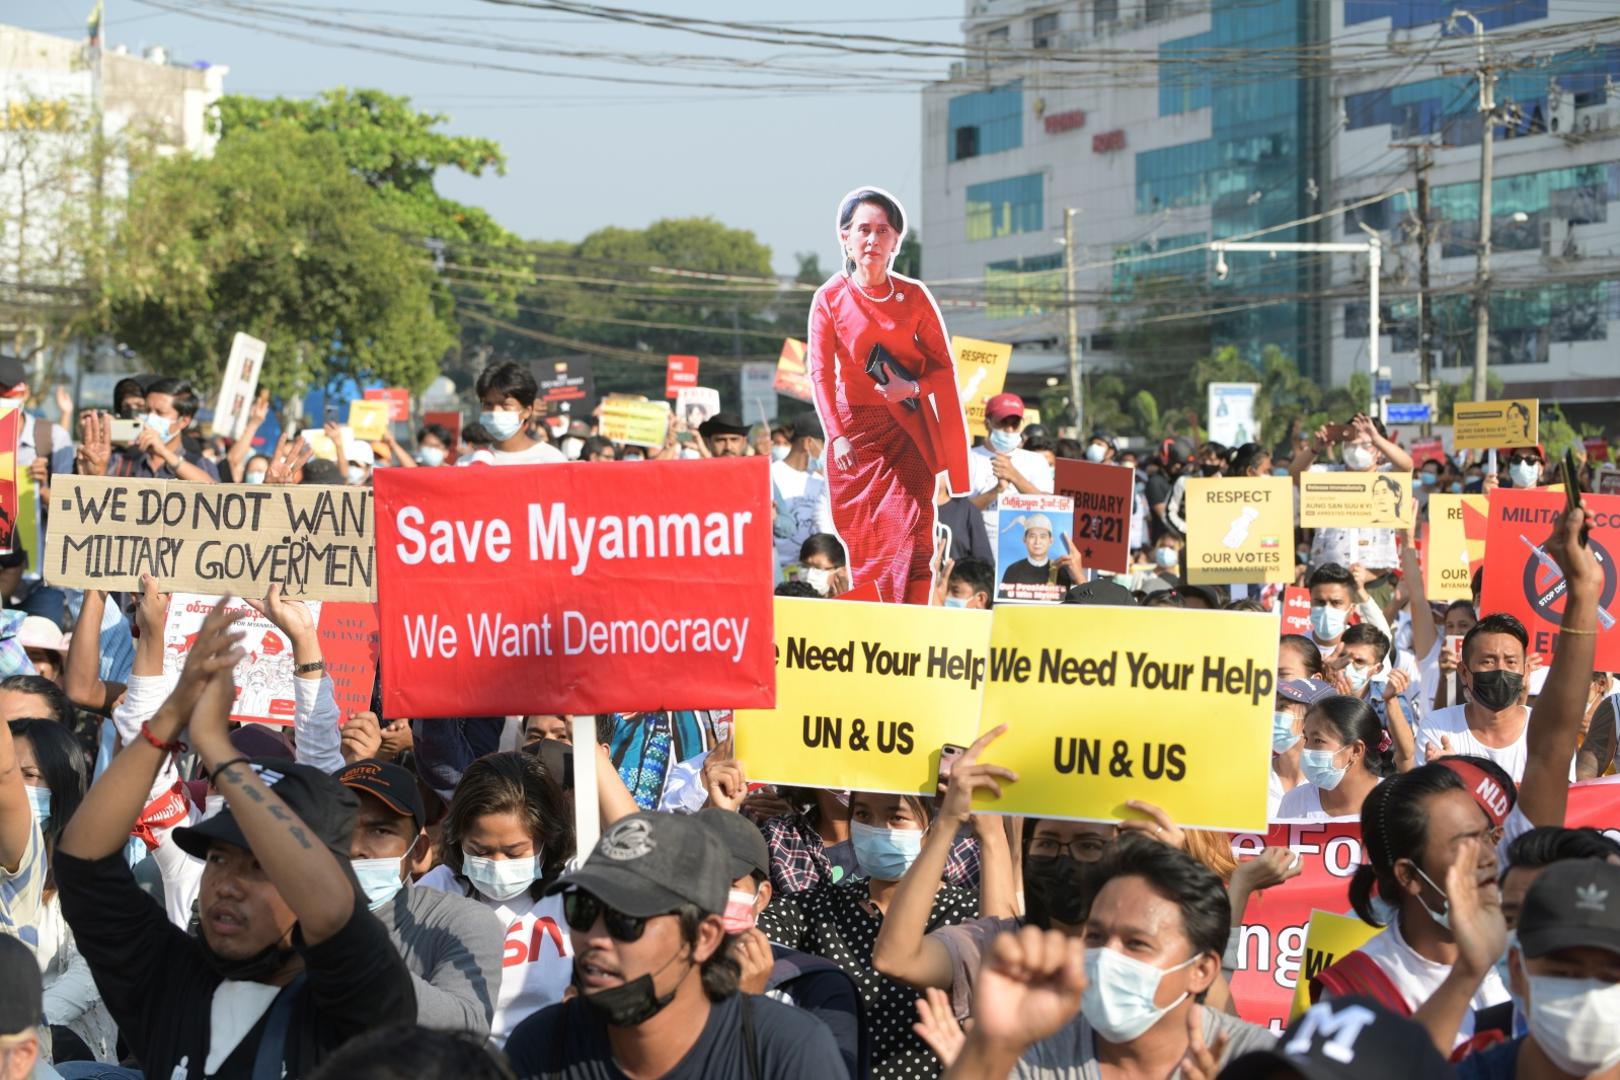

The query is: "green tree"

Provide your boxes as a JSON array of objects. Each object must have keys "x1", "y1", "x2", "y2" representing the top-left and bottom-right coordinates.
[{"x1": 103, "y1": 128, "x2": 453, "y2": 398}]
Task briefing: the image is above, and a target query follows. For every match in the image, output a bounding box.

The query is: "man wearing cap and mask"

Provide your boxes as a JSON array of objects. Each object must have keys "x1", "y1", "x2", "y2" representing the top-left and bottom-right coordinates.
[
  {"x1": 54, "y1": 604, "x2": 413, "y2": 1079},
  {"x1": 337, "y1": 758, "x2": 505, "y2": 1036},
  {"x1": 697, "y1": 808, "x2": 865, "y2": 1080},
  {"x1": 968, "y1": 395, "x2": 1054, "y2": 540},
  {"x1": 0, "y1": 934, "x2": 59, "y2": 1080},
  {"x1": 504, "y1": 812, "x2": 842, "y2": 1079},
  {"x1": 699, "y1": 411, "x2": 752, "y2": 458}
]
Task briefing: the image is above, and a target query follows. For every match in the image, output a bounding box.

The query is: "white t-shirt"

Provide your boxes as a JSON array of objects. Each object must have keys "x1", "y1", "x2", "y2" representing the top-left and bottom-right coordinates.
[
  {"x1": 1412, "y1": 704, "x2": 1574, "y2": 782},
  {"x1": 971, "y1": 445, "x2": 1054, "y2": 545},
  {"x1": 417, "y1": 864, "x2": 572, "y2": 1045},
  {"x1": 1274, "y1": 781, "x2": 1372, "y2": 821},
  {"x1": 1355, "y1": 917, "x2": 1509, "y2": 1047},
  {"x1": 489, "y1": 441, "x2": 566, "y2": 466},
  {"x1": 770, "y1": 459, "x2": 830, "y2": 567}
]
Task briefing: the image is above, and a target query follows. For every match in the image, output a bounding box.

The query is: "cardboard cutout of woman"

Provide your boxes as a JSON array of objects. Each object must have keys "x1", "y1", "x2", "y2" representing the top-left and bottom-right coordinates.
[{"x1": 806, "y1": 187, "x2": 971, "y2": 604}]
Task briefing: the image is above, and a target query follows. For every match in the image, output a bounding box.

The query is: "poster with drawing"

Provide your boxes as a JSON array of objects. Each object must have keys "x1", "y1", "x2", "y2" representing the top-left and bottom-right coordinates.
[
  {"x1": 163, "y1": 593, "x2": 322, "y2": 725},
  {"x1": 805, "y1": 186, "x2": 971, "y2": 605}
]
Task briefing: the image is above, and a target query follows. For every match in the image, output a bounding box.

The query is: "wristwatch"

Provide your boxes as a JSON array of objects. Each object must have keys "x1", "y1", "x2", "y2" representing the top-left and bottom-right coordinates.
[{"x1": 294, "y1": 660, "x2": 325, "y2": 675}]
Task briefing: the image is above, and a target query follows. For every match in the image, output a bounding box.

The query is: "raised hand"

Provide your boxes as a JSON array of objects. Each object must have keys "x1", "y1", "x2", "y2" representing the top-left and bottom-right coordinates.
[
  {"x1": 937, "y1": 725, "x2": 1017, "y2": 829},
  {"x1": 1444, "y1": 837, "x2": 1506, "y2": 980},
  {"x1": 169, "y1": 598, "x2": 247, "y2": 737},
  {"x1": 701, "y1": 736, "x2": 748, "y2": 812},
  {"x1": 341, "y1": 711, "x2": 384, "y2": 765},
  {"x1": 1119, "y1": 799, "x2": 1187, "y2": 850},
  {"x1": 1232, "y1": 846, "x2": 1303, "y2": 893},
  {"x1": 76, "y1": 411, "x2": 112, "y2": 476},
  {"x1": 134, "y1": 572, "x2": 171, "y2": 641},
  {"x1": 244, "y1": 584, "x2": 316, "y2": 646},
  {"x1": 1058, "y1": 533, "x2": 1086, "y2": 583},
  {"x1": 1383, "y1": 668, "x2": 1411, "y2": 702},
  {"x1": 1424, "y1": 732, "x2": 1456, "y2": 761},
  {"x1": 968, "y1": 926, "x2": 1086, "y2": 1056},
  {"x1": 1178, "y1": 1003, "x2": 1231, "y2": 1080},
  {"x1": 913, "y1": 987, "x2": 966, "y2": 1068},
  {"x1": 731, "y1": 927, "x2": 775, "y2": 996},
  {"x1": 265, "y1": 434, "x2": 313, "y2": 485}
]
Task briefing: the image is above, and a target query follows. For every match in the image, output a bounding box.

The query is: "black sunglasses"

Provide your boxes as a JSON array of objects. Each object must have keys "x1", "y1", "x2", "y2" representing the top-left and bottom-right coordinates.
[
  {"x1": 563, "y1": 890, "x2": 648, "y2": 942},
  {"x1": 1506, "y1": 454, "x2": 1541, "y2": 466}
]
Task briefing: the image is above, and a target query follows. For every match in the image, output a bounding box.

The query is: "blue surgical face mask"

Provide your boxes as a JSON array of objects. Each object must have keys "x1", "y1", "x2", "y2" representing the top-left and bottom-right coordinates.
[
  {"x1": 1343, "y1": 663, "x2": 1372, "y2": 694},
  {"x1": 142, "y1": 412, "x2": 173, "y2": 443},
  {"x1": 1300, "y1": 746, "x2": 1349, "y2": 790},
  {"x1": 353, "y1": 854, "x2": 409, "y2": 911},
  {"x1": 480, "y1": 410, "x2": 523, "y2": 442},
  {"x1": 1081, "y1": 947, "x2": 1198, "y2": 1043},
  {"x1": 943, "y1": 595, "x2": 969, "y2": 609},
  {"x1": 463, "y1": 852, "x2": 539, "y2": 903},
  {"x1": 418, "y1": 446, "x2": 446, "y2": 467},
  {"x1": 1271, "y1": 467, "x2": 1290, "y2": 477},
  {"x1": 808, "y1": 453, "x2": 824, "y2": 473},
  {"x1": 1310, "y1": 604, "x2": 1349, "y2": 641},
  {"x1": 1420, "y1": 471, "x2": 1439, "y2": 487},
  {"x1": 1085, "y1": 443, "x2": 1107, "y2": 463},
  {"x1": 770, "y1": 445, "x2": 790, "y2": 463},
  {"x1": 1155, "y1": 547, "x2": 1178, "y2": 569},
  {"x1": 1495, "y1": 932, "x2": 1518, "y2": 1001},
  {"x1": 988, "y1": 429, "x2": 1020, "y2": 454},
  {"x1": 1449, "y1": 482, "x2": 1464, "y2": 494},
  {"x1": 850, "y1": 821, "x2": 924, "y2": 882},
  {"x1": 25, "y1": 784, "x2": 50, "y2": 830},
  {"x1": 244, "y1": 470, "x2": 267, "y2": 484},
  {"x1": 1272, "y1": 710, "x2": 1301, "y2": 753}
]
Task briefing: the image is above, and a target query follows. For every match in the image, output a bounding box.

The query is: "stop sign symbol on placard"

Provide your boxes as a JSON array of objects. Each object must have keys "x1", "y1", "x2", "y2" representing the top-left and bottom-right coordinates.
[{"x1": 1520, "y1": 529, "x2": 1617, "y2": 627}]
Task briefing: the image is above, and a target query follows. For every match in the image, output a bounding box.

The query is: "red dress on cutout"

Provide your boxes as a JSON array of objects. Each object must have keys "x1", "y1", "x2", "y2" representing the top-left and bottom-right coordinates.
[{"x1": 807, "y1": 273, "x2": 971, "y2": 604}]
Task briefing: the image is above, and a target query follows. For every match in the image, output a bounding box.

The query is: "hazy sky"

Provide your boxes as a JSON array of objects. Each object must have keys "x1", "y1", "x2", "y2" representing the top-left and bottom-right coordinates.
[{"x1": 8, "y1": 1, "x2": 965, "y2": 273}]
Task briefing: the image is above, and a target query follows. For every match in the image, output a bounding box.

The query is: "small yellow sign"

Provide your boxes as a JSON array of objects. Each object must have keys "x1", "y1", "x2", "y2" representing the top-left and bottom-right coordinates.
[
  {"x1": 1453, "y1": 398, "x2": 1538, "y2": 450},
  {"x1": 598, "y1": 399, "x2": 671, "y2": 448},
  {"x1": 952, "y1": 337, "x2": 1013, "y2": 437},
  {"x1": 734, "y1": 597, "x2": 991, "y2": 795},
  {"x1": 1183, "y1": 477, "x2": 1295, "y2": 585},
  {"x1": 1298, "y1": 472, "x2": 1416, "y2": 530},
  {"x1": 1290, "y1": 909, "x2": 1382, "y2": 1019},
  {"x1": 346, "y1": 399, "x2": 391, "y2": 443}
]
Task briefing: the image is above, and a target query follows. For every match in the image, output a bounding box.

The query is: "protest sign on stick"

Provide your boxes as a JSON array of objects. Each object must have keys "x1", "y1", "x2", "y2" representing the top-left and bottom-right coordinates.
[
  {"x1": 373, "y1": 458, "x2": 775, "y2": 717},
  {"x1": 45, "y1": 476, "x2": 376, "y2": 601},
  {"x1": 1184, "y1": 477, "x2": 1293, "y2": 585},
  {"x1": 598, "y1": 398, "x2": 669, "y2": 448},
  {"x1": 974, "y1": 605, "x2": 1277, "y2": 830},
  {"x1": 162, "y1": 593, "x2": 320, "y2": 725},
  {"x1": 346, "y1": 399, "x2": 390, "y2": 443},
  {"x1": 994, "y1": 493, "x2": 1073, "y2": 604},
  {"x1": 676, "y1": 387, "x2": 721, "y2": 430},
  {"x1": 1052, "y1": 459, "x2": 1133, "y2": 574},
  {"x1": 735, "y1": 597, "x2": 990, "y2": 795},
  {"x1": 1424, "y1": 493, "x2": 1488, "y2": 601},
  {"x1": 1453, "y1": 398, "x2": 1538, "y2": 450},
  {"x1": 665, "y1": 355, "x2": 699, "y2": 398},
  {"x1": 739, "y1": 362, "x2": 777, "y2": 423},
  {"x1": 1481, "y1": 488, "x2": 1620, "y2": 667},
  {"x1": 774, "y1": 338, "x2": 813, "y2": 403},
  {"x1": 212, "y1": 332, "x2": 267, "y2": 441},
  {"x1": 1278, "y1": 585, "x2": 1310, "y2": 637},
  {"x1": 1409, "y1": 437, "x2": 1446, "y2": 467},
  {"x1": 951, "y1": 337, "x2": 1012, "y2": 437},
  {"x1": 535, "y1": 358, "x2": 595, "y2": 419},
  {"x1": 1298, "y1": 472, "x2": 1416, "y2": 529}
]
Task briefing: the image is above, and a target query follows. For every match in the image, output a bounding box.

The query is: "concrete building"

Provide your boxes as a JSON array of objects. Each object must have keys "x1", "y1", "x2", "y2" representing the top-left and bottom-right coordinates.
[{"x1": 921, "y1": 0, "x2": 1619, "y2": 424}]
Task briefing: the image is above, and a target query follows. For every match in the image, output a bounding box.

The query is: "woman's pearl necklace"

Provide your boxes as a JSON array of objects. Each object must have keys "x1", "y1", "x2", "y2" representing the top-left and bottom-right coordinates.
[{"x1": 848, "y1": 271, "x2": 898, "y2": 303}]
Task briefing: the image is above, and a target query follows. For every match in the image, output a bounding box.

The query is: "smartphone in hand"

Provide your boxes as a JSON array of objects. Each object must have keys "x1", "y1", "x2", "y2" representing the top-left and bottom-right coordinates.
[{"x1": 937, "y1": 743, "x2": 967, "y2": 790}]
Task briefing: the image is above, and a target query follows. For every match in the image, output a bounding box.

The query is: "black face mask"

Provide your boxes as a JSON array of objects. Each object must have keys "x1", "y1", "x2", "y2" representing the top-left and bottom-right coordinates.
[
  {"x1": 1200, "y1": 463, "x2": 1223, "y2": 477},
  {"x1": 1468, "y1": 668, "x2": 1524, "y2": 711},
  {"x1": 573, "y1": 947, "x2": 689, "y2": 1027},
  {"x1": 199, "y1": 934, "x2": 298, "y2": 983},
  {"x1": 1023, "y1": 855, "x2": 1096, "y2": 929}
]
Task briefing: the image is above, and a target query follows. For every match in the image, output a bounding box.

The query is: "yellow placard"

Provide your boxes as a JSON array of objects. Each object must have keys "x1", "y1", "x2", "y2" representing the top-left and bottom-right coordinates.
[
  {"x1": 599, "y1": 399, "x2": 670, "y2": 448},
  {"x1": 1183, "y1": 477, "x2": 1294, "y2": 585},
  {"x1": 973, "y1": 605, "x2": 1277, "y2": 831},
  {"x1": 16, "y1": 468, "x2": 39, "y2": 573},
  {"x1": 1290, "y1": 909, "x2": 1382, "y2": 1019},
  {"x1": 1298, "y1": 472, "x2": 1416, "y2": 529},
  {"x1": 346, "y1": 399, "x2": 390, "y2": 442},
  {"x1": 1425, "y1": 493, "x2": 1487, "y2": 601},
  {"x1": 952, "y1": 336, "x2": 1013, "y2": 437},
  {"x1": 1453, "y1": 398, "x2": 1538, "y2": 450},
  {"x1": 734, "y1": 597, "x2": 991, "y2": 795}
]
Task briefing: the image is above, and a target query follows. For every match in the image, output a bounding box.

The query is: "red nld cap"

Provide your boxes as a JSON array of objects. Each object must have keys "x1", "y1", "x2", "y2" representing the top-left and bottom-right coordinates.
[{"x1": 1436, "y1": 757, "x2": 1512, "y2": 827}]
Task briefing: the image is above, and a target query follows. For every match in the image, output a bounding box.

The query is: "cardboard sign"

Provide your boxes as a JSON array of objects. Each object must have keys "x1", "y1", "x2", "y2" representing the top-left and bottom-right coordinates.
[
  {"x1": 739, "y1": 362, "x2": 778, "y2": 424},
  {"x1": 422, "y1": 410, "x2": 462, "y2": 464},
  {"x1": 44, "y1": 476, "x2": 376, "y2": 601},
  {"x1": 1289, "y1": 910, "x2": 1381, "y2": 1020},
  {"x1": 676, "y1": 387, "x2": 721, "y2": 430},
  {"x1": 665, "y1": 355, "x2": 699, "y2": 398},
  {"x1": 1299, "y1": 472, "x2": 1416, "y2": 530},
  {"x1": 598, "y1": 399, "x2": 669, "y2": 448},
  {"x1": 364, "y1": 387, "x2": 410, "y2": 423},
  {"x1": 1452, "y1": 398, "x2": 1538, "y2": 450},
  {"x1": 212, "y1": 332, "x2": 267, "y2": 441},
  {"x1": 1184, "y1": 477, "x2": 1294, "y2": 585},
  {"x1": 1410, "y1": 437, "x2": 1447, "y2": 468},
  {"x1": 1052, "y1": 459, "x2": 1134, "y2": 574},
  {"x1": 535, "y1": 357, "x2": 595, "y2": 419},
  {"x1": 994, "y1": 493, "x2": 1073, "y2": 604},
  {"x1": 1425, "y1": 493, "x2": 1489, "y2": 601},
  {"x1": 1586, "y1": 437, "x2": 1611, "y2": 464},
  {"x1": 734, "y1": 598, "x2": 990, "y2": 795},
  {"x1": 1279, "y1": 585, "x2": 1311, "y2": 636},
  {"x1": 318, "y1": 601, "x2": 380, "y2": 719},
  {"x1": 300, "y1": 426, "x2": 346, "y2": 463},
  {"x1": 0, "y1": 407, "x2": 19, "y2": 554},
  {"x1": 951, "y1": 336, "x2": 1012, "y2": 437},
  {"x1": 1598, "y1": 466, "x2": 1620, "y2": 497},
  {"x1": 1480, "y1": 488, "x2": 1619, "y2": 667},
  {"x1": 974, "y1": 605, "x2": 1277, "y2": 831},
  {"x1": 1208, "y1": 382, "x2": 1259, "y2": 448},
  {"x1": 162, "y1": 593, "x2": 321, "y2": 726},
  {"x1": 346, "y1": 400, "x2": 391, "y2": 443},
  {"x1": 774, "y1": 338, "x2": 813, "y2": 403},
  {"x1": 373, "y1": 458, "x2": 775, "y2": 717}
]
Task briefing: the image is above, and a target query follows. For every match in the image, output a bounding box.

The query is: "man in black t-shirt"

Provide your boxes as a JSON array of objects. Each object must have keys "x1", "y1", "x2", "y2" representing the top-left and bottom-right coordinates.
[
  {"x1": 53, "y1": 602, "x2": 414, "y2": 1080},
  {"x1": 504, "y1": 812, "x2": 842, "y2": 1079}
]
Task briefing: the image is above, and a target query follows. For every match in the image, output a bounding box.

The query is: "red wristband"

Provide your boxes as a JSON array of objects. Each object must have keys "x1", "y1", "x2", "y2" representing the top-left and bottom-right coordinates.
[{"x1": 138, "y1": 720, "x2": 183, "y2": 754}]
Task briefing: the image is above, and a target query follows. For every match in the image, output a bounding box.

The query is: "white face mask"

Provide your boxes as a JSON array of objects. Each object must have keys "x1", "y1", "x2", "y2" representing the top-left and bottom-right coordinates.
[
  {"x1": 1527, "y1": 975, "x2": 1620, "y2": 1076},
  {"x1": 244, "y1": 470, "x2": 267, "y2": 484},
  {"x1": 480, "y1": 410, "x2": 523, "y2": 441},
  {"x1": 418, "y1": 446, "x2": 446, "y2": 467},
  {"x1": 561, "y1": 437, "x2": 584, "y2": 460},
  {"x1": 1081, "y1": 947, "x2": 1199, "y2": 1043},
  {"x1": 988, "y1": 428, "x2": 1020, "y2": 454},
  {"x1": 1342, "y1": 444, "x2": 1374, "y2": 471},
  {"x1": 1508, "y1": 461, "x2": 1541, "y2": 489},
  {"x1": 770, "y1": 445, "x2": 790, "y2": 462},
  {"x1": 463, "y1": 853, "x2": 539, "y2": 902},
  {"x1": 1085, "y1": 443, "x2": 1107, "y2": 463},
  {"x1": 804, "y1": 567, "x2": 832, "y2": 596}
]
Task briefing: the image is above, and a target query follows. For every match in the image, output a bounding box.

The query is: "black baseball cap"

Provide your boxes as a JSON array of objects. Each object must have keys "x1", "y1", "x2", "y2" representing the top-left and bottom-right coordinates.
[
  {"x1": 336, "y1": 758, "x2": 425, "y2": 832},
  {"x1": 173, "y1": 758, "x2": 359, "y2": 862},
  {"x1": 698, "y1": 411, "x2": 749, "y2": 438},
  {"x1": 698, "y1": 807, "x2": 770, "y2": 883},
  {"x1": 792, "y1": 412, "x2": 824, "y2": 442},
  {"x1": 0, "y1": 934, "x2": 42, "y2": 1038},
  {"x1": 547, "y1": 811, "x2": 730, "y2": 917},
  {"x1": 0, "y1": 356, "x2": 25, "y2": 395},
  {"x1": 1517, "y1": 858, "x2": 1620, "y2": 959},
  {"x1": 1220, "y1": 996, "x2": 1453, "y2": 1080},
  {"x1": 1063, "y1": 579, "x2": 1137, "y2": 607}
]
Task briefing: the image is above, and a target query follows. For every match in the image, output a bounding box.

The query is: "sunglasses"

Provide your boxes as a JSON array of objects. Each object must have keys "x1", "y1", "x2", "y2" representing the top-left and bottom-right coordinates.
[
  {"x1": 1506, "y1": 454, "x2": 1541, "y2": 466},
  {"x1": 563, "y1": 890, "x2": 648, "y2": 942}
]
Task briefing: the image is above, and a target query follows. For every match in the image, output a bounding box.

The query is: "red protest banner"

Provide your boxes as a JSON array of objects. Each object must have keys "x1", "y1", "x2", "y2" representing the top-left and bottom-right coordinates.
[
  {"x1": 364, "y1": 388, "x2": 410, "y2": 423},
  {"x1": 422, "y1": 410, "x2": 462, "y2": 465},
  {"x1": 1052, "y1": 459, "x2": 1133, "y2": 574},
  {"x1": 0, "y1": 408, "x2": 19, "y2": 555},
  {"x1": 774, "y1": 338, "x2": 814, "y2": 403},
  {"x1": 1480, "y1": 489, "x2": 1620, "y2": 667},
  {"x1": 317, "y1": 602, "x2": 380, "y2": 719},
  {"x1": 666, "y1": 355, "x2": 699, "y2": 398},
  {"x1": 1410, "y1": 437, "x2": 1446, "y2": 468},
  {"x1": 1279, "y1": 585, "x2": 1311, "y2": 637},
  {"x1": 373, "y1": 458, "x2": 775, "y2": 717},
  {"x1": 1585, "y1": 437, "x2": 1610, "y2": 463}
]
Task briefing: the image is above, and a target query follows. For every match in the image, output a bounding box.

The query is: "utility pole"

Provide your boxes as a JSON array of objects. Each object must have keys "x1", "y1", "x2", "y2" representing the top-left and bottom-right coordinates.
[
  {"x1": 1396, "y1": 143, "x2": 1437, "y2": 435},
  {"x1": 1063, "y1": 207, "x2": 1083, "y2": 435},
  {"x1": 1451, "y1": 9, "x2": 1496, "y2": 403}
]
